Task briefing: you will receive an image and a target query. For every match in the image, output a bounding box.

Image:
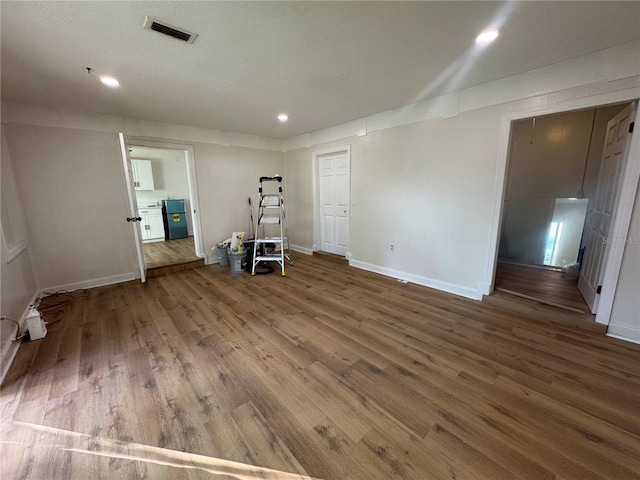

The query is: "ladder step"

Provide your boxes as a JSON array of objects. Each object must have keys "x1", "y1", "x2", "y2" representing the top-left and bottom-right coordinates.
[
  {"x1": 259, "y1": 214, "x2": 281, "y2": 224},
  {"x1": 254, "y1": 256, "x2": 285, "y2": 262},
  {"x1": 254, "y1": 253, "x2": 291, "y2": 259},
  {"x1": 254, "y1": 238, "x2": 284, "y2": 243},
  {"x1": 261, "y1": 195, "x2": 281, "y2": 206}
]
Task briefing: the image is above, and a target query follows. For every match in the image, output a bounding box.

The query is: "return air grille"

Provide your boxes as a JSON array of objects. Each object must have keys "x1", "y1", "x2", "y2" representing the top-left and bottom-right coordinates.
[{"x1": 143, "y1": 16, "x2": 197, "y2": 44}]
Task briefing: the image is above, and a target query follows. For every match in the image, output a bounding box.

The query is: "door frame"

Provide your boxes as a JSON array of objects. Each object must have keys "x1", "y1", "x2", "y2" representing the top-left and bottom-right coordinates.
[
  {"x1": 312, "y1": 145, "x2": 351, "y2": 258},
  {"x1": 483, "y1": 90, "x2": 640, "y2": 326},
  {"x1": 121, "y1": 137, "x2": 205, "y2": 261}
]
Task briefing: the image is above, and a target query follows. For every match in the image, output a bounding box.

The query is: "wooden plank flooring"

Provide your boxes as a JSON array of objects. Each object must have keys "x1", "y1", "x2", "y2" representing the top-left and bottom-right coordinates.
[
  {"x1": 2, "y1": 253, "x2": 639, "y2": 479},
  {"x1": 144, "y1": 236, "x2": 200, "y2": 269},
  {"x1": 495, "y1": 261, "x2": 594, "y2": 316}
]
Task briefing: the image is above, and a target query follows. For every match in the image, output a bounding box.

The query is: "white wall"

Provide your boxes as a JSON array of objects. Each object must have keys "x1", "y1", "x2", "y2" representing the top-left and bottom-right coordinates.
[
  {"x1": 193, "y1": 143, "x2": 283, "y2": 261},
  {"x1": 0, "y1": 246, "x2": 37, "y2": 382},
  {"x1": 1, "y1": 127, "x2": 38, "y2": 382},
  {"x1": 4, "y1": 124, "x2": 138, "y2": 291},
  {"x1": 284, "y1": 40, "x2": 640, "y2": 303},
  {"x1": 506, "y1": 110, "x2": 595, "y2": 200},
  {"x1": 608, "y1": 186, "x2": 640, "y2": 343},
  {"x1": 286, "y1": 105, "x2": 502, "y2": 299}
]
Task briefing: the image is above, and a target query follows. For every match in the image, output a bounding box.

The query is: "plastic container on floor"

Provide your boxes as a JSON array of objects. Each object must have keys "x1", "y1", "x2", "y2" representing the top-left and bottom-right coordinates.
[
  {"x1": 216, "y1": 245, "x2": 229, "y2": 266},
  {"x1": 229, "y1": 250, "x2": 247, "y2": 274}
]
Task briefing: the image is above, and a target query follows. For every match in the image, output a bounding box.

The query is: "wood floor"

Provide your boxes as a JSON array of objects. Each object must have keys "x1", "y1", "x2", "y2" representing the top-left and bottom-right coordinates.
[
  {"x1": 2, "y1": 253, "x2": 639, "y2": 479},
  {"x1": 495, "y1": 261, "x2": 594, "y2": 316},
  {"x1": 144, "y1": 236, "x2": 200, "y2": 269}
]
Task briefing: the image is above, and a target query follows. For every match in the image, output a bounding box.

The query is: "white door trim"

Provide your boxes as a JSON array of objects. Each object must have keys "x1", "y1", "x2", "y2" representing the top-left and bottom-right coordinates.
[
  {"x1": 312, "y1": 145, "x2": 351, "y2": 257},
  {"x1": 122, "y1": 137, "x2": 205, "y2": 261},
  {"x1": 483, "y1": 88, "x2": 640, "y2": 326}
]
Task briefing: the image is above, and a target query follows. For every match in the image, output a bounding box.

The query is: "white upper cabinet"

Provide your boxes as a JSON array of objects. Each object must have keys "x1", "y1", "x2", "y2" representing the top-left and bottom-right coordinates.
[{"x1": 132, "y1": 159, "x2": 155, "y2": 191}]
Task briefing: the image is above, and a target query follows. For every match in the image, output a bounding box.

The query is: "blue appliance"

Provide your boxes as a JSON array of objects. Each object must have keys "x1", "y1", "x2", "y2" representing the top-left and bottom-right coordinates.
[{"x1": 162, "y1": 199, "x2": 188, "y2": 240}]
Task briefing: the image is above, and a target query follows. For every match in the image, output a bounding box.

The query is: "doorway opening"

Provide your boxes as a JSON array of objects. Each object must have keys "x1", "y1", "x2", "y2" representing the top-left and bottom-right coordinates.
[
  {"x1": 492, "y1": 100, "x2": 637, "y2": 326},
  {"x1": 124, "y1": 140, "x2": 204, "y2": 276}
]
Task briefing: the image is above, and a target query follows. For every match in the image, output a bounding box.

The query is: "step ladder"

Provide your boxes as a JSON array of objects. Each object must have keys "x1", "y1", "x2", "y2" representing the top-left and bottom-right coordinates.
[{"x1": 251, "y1": 175, "x2": 292, "y2": 276}]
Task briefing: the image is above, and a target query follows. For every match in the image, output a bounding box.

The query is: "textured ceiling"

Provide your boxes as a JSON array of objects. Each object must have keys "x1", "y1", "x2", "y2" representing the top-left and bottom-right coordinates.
[{"x1": 2, "y1": 1, "x2": 640, "y2": 139}]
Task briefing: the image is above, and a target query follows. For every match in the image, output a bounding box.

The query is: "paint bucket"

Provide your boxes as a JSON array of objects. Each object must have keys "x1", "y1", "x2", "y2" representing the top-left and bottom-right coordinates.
[
  {"x1": 216, "y1": 245, "x2": 229, "y2": 266},
  {"x1": 229, "y1": 250, "x2": 247, "y2": 274}
]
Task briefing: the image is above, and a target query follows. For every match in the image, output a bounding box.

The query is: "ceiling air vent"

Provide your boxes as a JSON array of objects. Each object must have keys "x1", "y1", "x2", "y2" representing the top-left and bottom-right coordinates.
[{"x1": 143, "y1": 16, "x2": 197, "y2": 44}]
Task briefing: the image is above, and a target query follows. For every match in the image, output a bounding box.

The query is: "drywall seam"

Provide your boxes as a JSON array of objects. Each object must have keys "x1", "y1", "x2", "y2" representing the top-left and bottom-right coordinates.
[
  {"x1": 285, "y1": 77, "x2": 640, "y2": 152},
  {"x1": 0, "y1": 102, "x2": 284, "y2": 153},
  {"x1": 284, "y1": 41, "x2": 640, "y2": 152}
]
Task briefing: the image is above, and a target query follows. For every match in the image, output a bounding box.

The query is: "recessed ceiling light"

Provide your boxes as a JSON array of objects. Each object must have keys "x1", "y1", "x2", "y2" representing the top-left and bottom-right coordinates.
[
  {"x1": 277, "y1": 113, "x2": 289, "y2": 122},
  {"x1": 100, "y1": 76, "x2": 120, "y2": 88},
  {"x1": 475, "y1": 29, "x2": 500, "y2": 45}
]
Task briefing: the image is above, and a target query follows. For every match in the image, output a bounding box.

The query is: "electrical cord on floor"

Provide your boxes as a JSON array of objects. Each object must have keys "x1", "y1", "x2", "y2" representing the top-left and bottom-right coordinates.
[
  {"x1": 252, "y1": 263, "x2": 275, "y2": 275},
  {"x1": 0, "y1": 289, "x2": 88, "y2": 342},
  {"x1": 0, "y1": 316, "x2": 22, "y2": 341},
  {"x1": 36, "y1": 289, "x2": 89, "y2": 326},
  {"x1": 39, "y1": 288, "x2": 89, "y2": 299},
  {"x1": 38, "y1": 306, "x2": 66, "y2": 326}
]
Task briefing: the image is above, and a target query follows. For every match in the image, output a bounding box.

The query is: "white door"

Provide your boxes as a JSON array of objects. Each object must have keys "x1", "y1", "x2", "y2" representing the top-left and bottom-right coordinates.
[
  {"x1": 118, "y1": 133, "x2": 147, "y2": 283},
  {"x1": 579, "y1": 104, "x2": 635, "y2": 312},
  {"x1": 319, "y1": 152, "x2": 350, "y2": 256}
]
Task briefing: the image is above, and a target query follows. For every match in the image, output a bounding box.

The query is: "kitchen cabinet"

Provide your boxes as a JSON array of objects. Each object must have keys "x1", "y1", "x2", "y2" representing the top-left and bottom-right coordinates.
[
  {"x1": 132, "y1": 159, "x2": 155, "y2": 191},
  {"x1": 139, "y1": 207, "x2": 164, "y2": 242}
]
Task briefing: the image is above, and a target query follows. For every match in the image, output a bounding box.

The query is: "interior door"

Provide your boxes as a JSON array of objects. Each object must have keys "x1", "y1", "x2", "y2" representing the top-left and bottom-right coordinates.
[
  {"x1": 319, "y1": 152, "x2": 350, "y2": 256},
  {"x1": 578, "y1": 103, "x2": 635, "y2": 312},
  {"x1": 118, "y1": 133, "x2": 147, "y2": 282}
]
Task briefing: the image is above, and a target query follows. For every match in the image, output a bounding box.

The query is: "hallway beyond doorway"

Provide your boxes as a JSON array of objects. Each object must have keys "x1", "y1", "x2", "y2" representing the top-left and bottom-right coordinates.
[{"x1": 494, "y1": 261, "x2": 595, "y2": 321}]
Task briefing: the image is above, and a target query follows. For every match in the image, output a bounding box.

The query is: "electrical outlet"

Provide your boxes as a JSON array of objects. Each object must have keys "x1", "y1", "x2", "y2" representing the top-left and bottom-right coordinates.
[{"x1": 389, "y1": 243, "x2": 395, "y2": 252}]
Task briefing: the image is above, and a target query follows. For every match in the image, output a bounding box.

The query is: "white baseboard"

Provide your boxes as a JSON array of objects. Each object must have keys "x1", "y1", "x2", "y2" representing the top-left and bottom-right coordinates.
[
  {"x1": 606, "y1": 324, "x2": 640, "y2": 345},
  {"x1": 291, "y1": 245, "x2": 314, "y2": 255},
  {"x1": 0, "y1": 290, "x2": 39, "y2": 385},
  {"x1": 39, "y1": 272, "x2": 136, "y2": 296},
  {"x1": 478, "y1": 282, "x2": 492, "y2": 297},
  {"x1": 348, "y1": 259, "x2": 481, "y2": 301}
]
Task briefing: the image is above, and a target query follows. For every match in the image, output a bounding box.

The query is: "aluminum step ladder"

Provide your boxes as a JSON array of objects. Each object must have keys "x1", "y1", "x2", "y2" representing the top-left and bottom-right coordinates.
[{"x1": 251, "y1": 175, "x2": 292, "y2": 276}]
